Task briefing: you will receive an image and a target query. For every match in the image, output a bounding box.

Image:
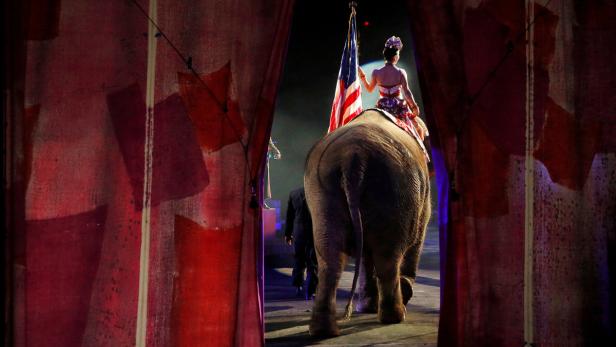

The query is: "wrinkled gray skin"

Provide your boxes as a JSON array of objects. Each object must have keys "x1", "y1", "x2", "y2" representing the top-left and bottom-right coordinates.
[{"x1": 304, "y1": 110, "x2": 431, "y2": 337}]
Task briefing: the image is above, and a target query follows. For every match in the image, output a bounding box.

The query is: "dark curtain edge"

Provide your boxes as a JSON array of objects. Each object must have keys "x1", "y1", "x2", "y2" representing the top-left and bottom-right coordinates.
[{"x1": 3, "y1": 0, "x2": 27, "y2": 346}]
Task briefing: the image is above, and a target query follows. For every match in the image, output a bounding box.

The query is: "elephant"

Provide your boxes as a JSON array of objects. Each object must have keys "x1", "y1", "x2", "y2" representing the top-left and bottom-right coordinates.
[{"x1": 304, "y1": 109, "x2": 431, "y2": 337}]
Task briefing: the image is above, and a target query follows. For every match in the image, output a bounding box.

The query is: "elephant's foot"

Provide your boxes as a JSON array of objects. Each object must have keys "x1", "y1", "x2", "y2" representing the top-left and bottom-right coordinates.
[
  {"x1": 378, "y1": 295, "x2": 406, "y2": 324},
  {"x1": 378, "y1": 303, "x2": 406, "y2": 324},
  {"x1": 400, "y1": 277, "x2": 413, "y2": 306},
  {"x1": 356, "y1": 296, "x2": 378, "y2": 313},
  {"x1": 309, "y1": 311, "x2": 340, "y2": 337}
]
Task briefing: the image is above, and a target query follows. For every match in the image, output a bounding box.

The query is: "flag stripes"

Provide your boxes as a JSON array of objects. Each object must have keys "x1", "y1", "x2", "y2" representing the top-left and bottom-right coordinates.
[{"x1": 328, "y1": 10, "x2": 362, "y2": 133}]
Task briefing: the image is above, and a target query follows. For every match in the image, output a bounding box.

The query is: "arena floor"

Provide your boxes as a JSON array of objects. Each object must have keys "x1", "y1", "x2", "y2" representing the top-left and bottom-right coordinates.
[{"x1": 265, "y1": 223, "x2": 440, "y2": 346}]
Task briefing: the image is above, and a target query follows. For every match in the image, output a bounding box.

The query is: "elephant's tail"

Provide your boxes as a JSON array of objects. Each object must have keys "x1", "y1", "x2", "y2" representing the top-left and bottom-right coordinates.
[{"x1": 342, "y1": 153, "x2": 364, "y2": 320}]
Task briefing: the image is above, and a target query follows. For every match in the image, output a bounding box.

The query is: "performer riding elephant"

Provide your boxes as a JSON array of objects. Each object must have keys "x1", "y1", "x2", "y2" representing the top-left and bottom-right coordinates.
[{"x1": 304, "y1": 109, "x2": 431, "y2": 337}]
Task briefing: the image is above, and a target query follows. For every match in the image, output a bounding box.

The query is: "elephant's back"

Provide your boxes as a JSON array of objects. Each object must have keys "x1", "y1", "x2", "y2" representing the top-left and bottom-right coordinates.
[
  {"x1": 304, "y1": 111, "x2": 428, "y2": 205},
  {"x1": 306, "y1": 111, "x2": 426, "y2": 178}
]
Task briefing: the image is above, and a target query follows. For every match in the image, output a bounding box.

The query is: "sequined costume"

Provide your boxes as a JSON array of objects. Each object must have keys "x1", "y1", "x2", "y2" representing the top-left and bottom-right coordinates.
[{"x1": 376, "y1": 83, "x2": 429, "y2": 141}]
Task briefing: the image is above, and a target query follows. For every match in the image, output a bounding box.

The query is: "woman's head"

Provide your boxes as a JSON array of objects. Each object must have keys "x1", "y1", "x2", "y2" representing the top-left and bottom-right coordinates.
[
  {"x1": 383, "y1": 47, "x2": 399, "y2": 63},
  {"x1": 383, "y1": 36, "x2": 403, "y2": 63}
]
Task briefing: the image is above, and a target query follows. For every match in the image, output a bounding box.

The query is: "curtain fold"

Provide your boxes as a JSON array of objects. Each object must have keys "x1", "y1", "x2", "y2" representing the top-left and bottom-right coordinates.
[
  {"x1": 407, "y1": 1, "x2": 616, "y2": 346},
  {"x1": 6, "y1": 0, "x2": 294, "y2": 346}
]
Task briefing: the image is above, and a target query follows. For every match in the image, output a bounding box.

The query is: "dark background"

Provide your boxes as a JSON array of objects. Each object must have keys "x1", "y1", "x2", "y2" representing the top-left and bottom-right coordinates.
[{"x1": 269, "y1": 0, "x2": 424, "y2": 216}]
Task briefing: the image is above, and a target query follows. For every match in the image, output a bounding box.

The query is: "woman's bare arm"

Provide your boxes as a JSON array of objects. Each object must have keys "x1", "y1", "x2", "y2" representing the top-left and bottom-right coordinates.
[
  {"x1": 358, "y1": 67, "x2": 377, "y2": 93},
  {"x1": 400, "y1": 69, "x2": 420, "y2": 116}
]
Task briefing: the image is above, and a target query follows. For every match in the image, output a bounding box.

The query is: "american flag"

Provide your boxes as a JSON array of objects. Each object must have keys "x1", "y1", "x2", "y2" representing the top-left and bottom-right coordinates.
[{"x1": 328, "y1": 11, "x2": 362, "y2": 133}]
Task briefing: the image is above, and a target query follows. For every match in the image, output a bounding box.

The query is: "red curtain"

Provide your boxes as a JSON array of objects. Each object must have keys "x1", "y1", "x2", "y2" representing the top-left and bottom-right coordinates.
[
  {"x1": 6, "y1": 1, "x2": 616, "y2": 346},
  {"x1": 6, "y1": 0, "x2": 293, "y2": 346},
  {"x1": 407, "y1": 1, "x2": 616, "y2": 346}
]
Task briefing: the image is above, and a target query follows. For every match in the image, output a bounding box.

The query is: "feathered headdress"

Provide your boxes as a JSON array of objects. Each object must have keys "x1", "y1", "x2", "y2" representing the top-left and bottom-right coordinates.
[{"x1": 384, "y1": 36, "x2": 403, "y2": 50}]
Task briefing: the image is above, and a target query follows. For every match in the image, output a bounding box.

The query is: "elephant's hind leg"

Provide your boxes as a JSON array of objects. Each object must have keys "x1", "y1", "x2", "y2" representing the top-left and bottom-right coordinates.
[
  {"x1": 400, "y1": 246, "x2": 421, "y2": 306},
  {"x1": 357, "y1": 249, "x2": 378, "y2": 313},
  {"x1": 374, "y1": 256, "x2": 406, "y2": 324},
  {"x1": 309, "y1": 230, "x2": 346, "y2": 337},
  {"x1": 400, "y1": 193, "x2": 431, "y2": 306}
]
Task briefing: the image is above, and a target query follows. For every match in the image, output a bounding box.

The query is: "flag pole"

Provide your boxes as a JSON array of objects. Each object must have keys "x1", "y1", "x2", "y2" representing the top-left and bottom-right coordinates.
[
  {"x1": 348, "y1": 2, "x2": 357, "y2": 49},
  {"x1": 349, "y1": 1, "x2": 357, "y2": 12},
  {"x1": 348, "y1": 1, "x2": 361, "y2": 70},
  {"x1": 343, "y1": 2, "x2": 362, "y2": 319}
]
